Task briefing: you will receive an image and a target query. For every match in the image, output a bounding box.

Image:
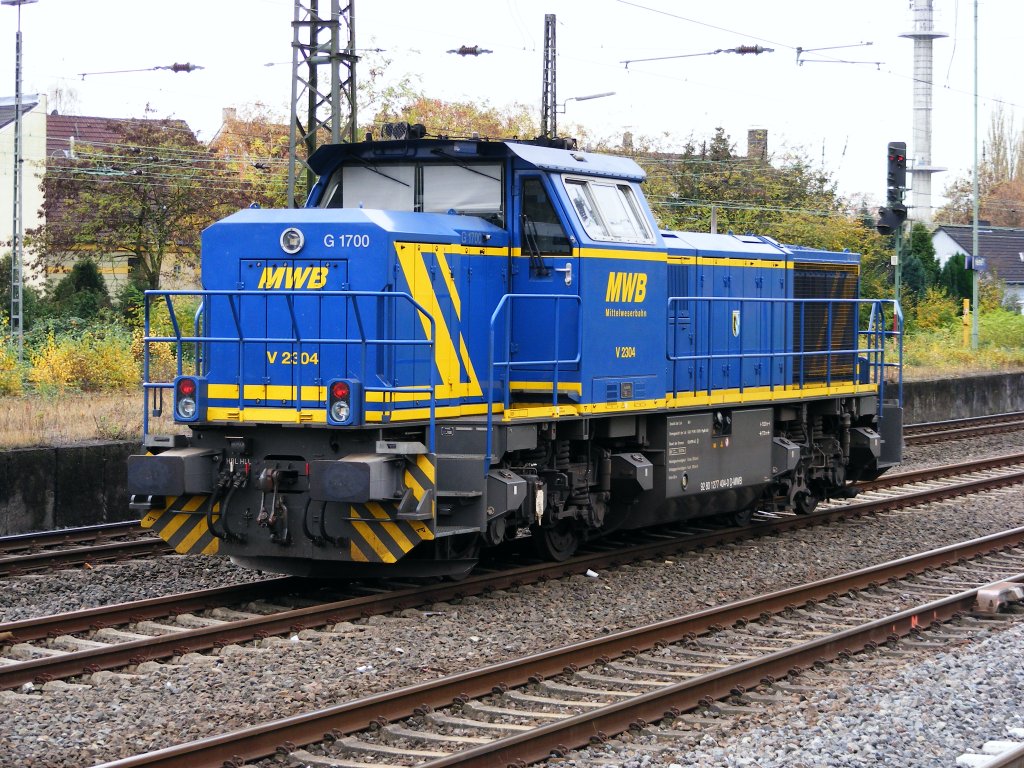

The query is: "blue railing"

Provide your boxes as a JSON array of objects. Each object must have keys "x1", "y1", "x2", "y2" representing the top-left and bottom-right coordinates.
[
  {"x1": 666, "y1": 295, "x2": 903, "y2": 405},
  {"x1": 485, "y1": 293, "x2": 583, "y2": 467},
  {"x1": 142, "y1": 289, "x2": 438, "y2": 450}
]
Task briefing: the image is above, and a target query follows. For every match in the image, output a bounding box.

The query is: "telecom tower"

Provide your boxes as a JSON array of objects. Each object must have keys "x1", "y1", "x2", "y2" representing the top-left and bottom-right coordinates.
[
  {"x1": 900, "y1": 0, "x2": 947, "y2": 225},
  {"x1": 288, "y1": 0, "x2": 357, "y2": 208}
]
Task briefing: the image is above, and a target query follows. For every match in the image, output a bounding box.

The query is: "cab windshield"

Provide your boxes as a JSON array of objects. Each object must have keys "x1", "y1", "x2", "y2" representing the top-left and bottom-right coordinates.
[{"x1": 320, "y1": 161, "x2": 503, "y2": 224}]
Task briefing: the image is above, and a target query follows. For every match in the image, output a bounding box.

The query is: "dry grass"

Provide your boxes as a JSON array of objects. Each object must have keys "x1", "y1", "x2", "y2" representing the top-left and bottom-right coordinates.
[
  {"x1": 2, "y1": 354, "x2": 1023, "y2": 449},
  {"x1": 0, "y1": 391, "x2": 184, "y2": 449}
]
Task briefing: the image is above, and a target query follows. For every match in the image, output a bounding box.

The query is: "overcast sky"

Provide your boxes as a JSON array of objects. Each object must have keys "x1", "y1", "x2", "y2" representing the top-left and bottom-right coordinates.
[{"x1": 3, "y1": 0, "x2": 1021, "y2": 210}]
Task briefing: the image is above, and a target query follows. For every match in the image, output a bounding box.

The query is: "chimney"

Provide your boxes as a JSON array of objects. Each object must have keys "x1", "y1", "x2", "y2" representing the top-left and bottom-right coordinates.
[
  {"x1": 222, "y1": 107, "x2": 238, "y2": 123},
  {"x1": 622, "y1": 131, "x2": 634, "y2": 152},
  {"x1": 747, "y1": 128, "x2": 767, "y2": 162}
]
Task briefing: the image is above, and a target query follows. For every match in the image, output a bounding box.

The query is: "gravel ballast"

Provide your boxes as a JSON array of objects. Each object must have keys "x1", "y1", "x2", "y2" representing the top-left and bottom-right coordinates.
[
  {"x1": 567, "y1": 620, "x2": 1024, "y2": 767},
  {"x1": 0, "y1": 432, "x2": 1022, "y2": 767}
]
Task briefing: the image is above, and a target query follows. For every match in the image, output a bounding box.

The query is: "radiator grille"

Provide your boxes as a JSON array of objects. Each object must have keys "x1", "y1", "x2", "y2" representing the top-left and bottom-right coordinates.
[{"x1": 792, "y1": 262, "x2": 858, "y2": 383}]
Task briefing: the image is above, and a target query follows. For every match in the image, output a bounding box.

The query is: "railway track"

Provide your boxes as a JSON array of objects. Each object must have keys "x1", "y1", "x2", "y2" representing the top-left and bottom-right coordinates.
[
  {"x1": 4, "y1": 452, "x2": 1023, "y2": 693},
  {"x1": 0, "y1": 411, "x2": 1015, "y2": 577},
  {"x1": 904, "y1": 410, "x2": 1024, "y2": 445},
  {"x1": 0, "y1": 520, "x2": 166, "y2": 576},
  {"x1": 90, "y1": 526, "x2": 1024, "y2": 768}
]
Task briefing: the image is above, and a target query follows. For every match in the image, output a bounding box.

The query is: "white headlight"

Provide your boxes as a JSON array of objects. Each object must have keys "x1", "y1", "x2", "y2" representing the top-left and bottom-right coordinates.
[
  {"x1": 330, "y1": 400, "x2": 350, "y2": 423},
  {"x1": 280, "y1": 227, "x2": 305, "y2": 254},
  {"x1": 177, "y1": 397, "x2": 197, "y2": 419}
]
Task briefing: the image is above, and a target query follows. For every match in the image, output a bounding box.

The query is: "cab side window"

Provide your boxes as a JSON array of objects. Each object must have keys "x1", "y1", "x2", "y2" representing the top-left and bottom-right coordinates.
[
  {"x1": 563, "y1": 177, "x2": 655, "y2": 244},
  {"x1": 520, "y1": 177, "x2": 572, "y2": 255}
]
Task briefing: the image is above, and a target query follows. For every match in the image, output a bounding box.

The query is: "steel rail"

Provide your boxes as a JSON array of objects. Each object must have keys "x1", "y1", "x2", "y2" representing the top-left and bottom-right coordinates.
[
  {"x1": 91, "y1": 526, "x2": 1024, "y2": 768},
  {"x1": 0, "y1": 577, "x2": 296, "y2": 643},
  {"x1": 905, "y1": 411, "x2": 1024, "y2": 435},
  {"x1": 6, "y1": 461, "x2": 1024, "y2": 691},
  {"x1": 425, "y1": 572, "x2": 1024, "y2": 768},
  {"x1": 0, "y1": 413, "x2": 1015, "y2": 568},
  {"x1": 907, "y1": 421, "x2": 1024, "y2": 445},
  {"x1": 858, "y1": 452, "x2": 1024, "y2": 492},
  {"x1": 1, "y1": 440, "x2": 1017, "y2": 577},
  {"x1": 0, "y1": 520, "x2": 142, "y2": 550},
  {"x1": 0, "y1": 537, "x2": 169, "y2": 576}
]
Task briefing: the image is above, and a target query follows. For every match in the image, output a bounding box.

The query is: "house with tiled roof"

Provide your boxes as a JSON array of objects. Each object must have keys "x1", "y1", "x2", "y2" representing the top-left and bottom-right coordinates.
[
  {"x1": 41, "y1": 112, "x2": 193, "y2": 288},
  {"x1": 31, "y1": 109, "x2": 197, "y2": 290},
  {"x1": 46, "y1": 112, "x2": 130, "y2": 161},
  {"x1": 933, "y1": 224, "x2": 1024, "y2": 313},
  {"x1": 42, "y1": 112, "x2": 133, "y2": 286},
  {"x1": 2, "y1": 97, "x2": 202, "y2": 290}
]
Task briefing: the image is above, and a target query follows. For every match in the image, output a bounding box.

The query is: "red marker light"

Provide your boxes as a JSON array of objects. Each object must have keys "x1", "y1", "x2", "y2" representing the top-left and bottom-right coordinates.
[
  {"x1": 331, "y1": 381, "x2": 350, "y2": 399},
  {"x1": 178, "y1": 379, "x2": 197, "y2": 396}
]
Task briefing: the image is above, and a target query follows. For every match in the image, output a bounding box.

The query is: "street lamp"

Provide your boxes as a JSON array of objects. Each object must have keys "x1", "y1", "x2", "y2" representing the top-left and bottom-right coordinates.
[
  {"x1": 2, "y1": 0, "x2": 36, "y2": 363},
  {"x1": 557, "y1": 91, "x2": 616, "y2": 113},
  {"x1": 553, "y1": 91, "x2": 615, "y2": 139},
  {"x1": 561, "y1": 91, "x2": 614, "y2": 116}
]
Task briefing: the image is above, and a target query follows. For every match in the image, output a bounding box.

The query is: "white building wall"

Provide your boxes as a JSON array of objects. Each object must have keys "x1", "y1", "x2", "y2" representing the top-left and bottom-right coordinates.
[
  {"x1": 931, "y1": 229, "x2": 1024, "y2": 314},
  {"x1": 0, "y1": 92, "x2": 47, "y2": 287},
  {"x1": 931, "y1": 229, "x2": 963, "y2": 268}
]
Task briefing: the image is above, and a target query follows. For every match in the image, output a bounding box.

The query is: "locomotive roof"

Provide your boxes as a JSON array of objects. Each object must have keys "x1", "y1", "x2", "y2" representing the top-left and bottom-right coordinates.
[
  {"x1": 662, "y1": 230, "x2": 861, "y2": 264},
  {"x1": 308, "y1": 138, "x2": 646, "y2": 183},
  {"x1": 662, "y1": 230, "x2": 791, "y2": 258}
]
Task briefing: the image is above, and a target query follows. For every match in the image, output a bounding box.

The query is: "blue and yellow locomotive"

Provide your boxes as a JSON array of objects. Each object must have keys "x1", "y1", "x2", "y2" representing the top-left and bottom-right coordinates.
[{"x1": 128, "y1": 129, "x2": 903, "y2": 578}]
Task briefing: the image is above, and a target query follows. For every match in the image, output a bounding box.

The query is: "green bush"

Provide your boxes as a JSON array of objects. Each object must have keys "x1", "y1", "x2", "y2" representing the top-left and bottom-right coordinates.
[
  {"x1": 910, "y1": 286, "x2": 960, "y2": 331},
  {"x1": 979, "y1": 307, "x2": 1024, "y2": 348}
]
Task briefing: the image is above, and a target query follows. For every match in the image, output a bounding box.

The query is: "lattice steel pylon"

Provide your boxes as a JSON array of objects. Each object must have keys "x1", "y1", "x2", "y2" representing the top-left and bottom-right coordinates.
[
  {"x1": 540, "y1": 13, "x2": 556, "y2": 139},
  {"x1": 287, "y1": 0, "x2": 357, "y2": 208}
]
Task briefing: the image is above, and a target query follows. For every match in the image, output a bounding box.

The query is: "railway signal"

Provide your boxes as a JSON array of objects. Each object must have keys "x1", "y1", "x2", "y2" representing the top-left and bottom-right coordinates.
[
  {"x1": 887, "y1": 141, "x2": 908, "y2": 202},
  {"x1": 875, "y1": 203, "x2": 907, "y2": 235},
  {"x1": 877, "y1": 140, "x2": 908, "y2": 235}
]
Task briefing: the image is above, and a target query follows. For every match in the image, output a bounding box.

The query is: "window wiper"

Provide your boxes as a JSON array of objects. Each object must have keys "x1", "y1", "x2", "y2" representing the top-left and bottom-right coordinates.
[
  {"x1": 429, "y1": 149, "x2": 501, "y2": 182},
  {"x1": 521, "y1": 213, "x2": 551, "y2": 277},
  {"x1": 348, "y1": 155, "x2": 410, "y2": 187}
]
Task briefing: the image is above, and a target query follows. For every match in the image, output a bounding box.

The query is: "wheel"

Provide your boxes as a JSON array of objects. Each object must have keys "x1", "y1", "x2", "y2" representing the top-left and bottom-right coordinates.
[
  {"x1": 530, "y1": 520, "x2": 580, "y2": 561},
  {"x1": 731, "y1": 506, "x2": 754, "y2": 527},
  {"x1": 794, "y1": 490, "x2": 818, "y2": 515}
]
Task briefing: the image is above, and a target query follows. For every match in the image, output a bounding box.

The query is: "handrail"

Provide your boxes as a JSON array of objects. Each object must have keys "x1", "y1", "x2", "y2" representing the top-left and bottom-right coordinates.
[
  {"x1": 142, "y1": 289, "x2": 438, "y2": 451},
  {"x1": 485, "y1": 293, "x2": 583, "y2": 471},
  {"x1": 665, "y1": 295, "x2": 903, "y2": 407}
]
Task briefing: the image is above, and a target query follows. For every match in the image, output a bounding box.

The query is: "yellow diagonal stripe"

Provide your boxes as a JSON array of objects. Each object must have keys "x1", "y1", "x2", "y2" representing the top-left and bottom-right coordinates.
[
  {"x1": 395, "y1": 243, "x2": 482, "y2": 400},
  {"x1": 176, "y1": 518, "x2": 212, "y2": 554},
  {"x1": 350, "y1": 540, "x2": 371, "y2": 562},
  {"x1": 403, "y1": 470, "x2": 425, "y2": 501},
  {"x1": 417, "y1": 455, "x2": 436, "y2": 483},
  {"x1": 349, "y1": 508, "x2": 397, "y2": 563},
  {"x1": 160, "y1": 513, "x2": 191, "y2": 541},
  {"x1": 366, "y1": 502, "x2": 414, "y2": 552}
]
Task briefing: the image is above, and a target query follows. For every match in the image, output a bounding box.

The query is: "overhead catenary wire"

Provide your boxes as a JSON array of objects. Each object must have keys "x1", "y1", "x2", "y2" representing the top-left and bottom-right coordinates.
[
  {"x1": 76, "y1": 63, "x2": 205, "y2": 79},
  {"x1": 621, "y1": 44, "x2": 774, "y2": 68}
]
